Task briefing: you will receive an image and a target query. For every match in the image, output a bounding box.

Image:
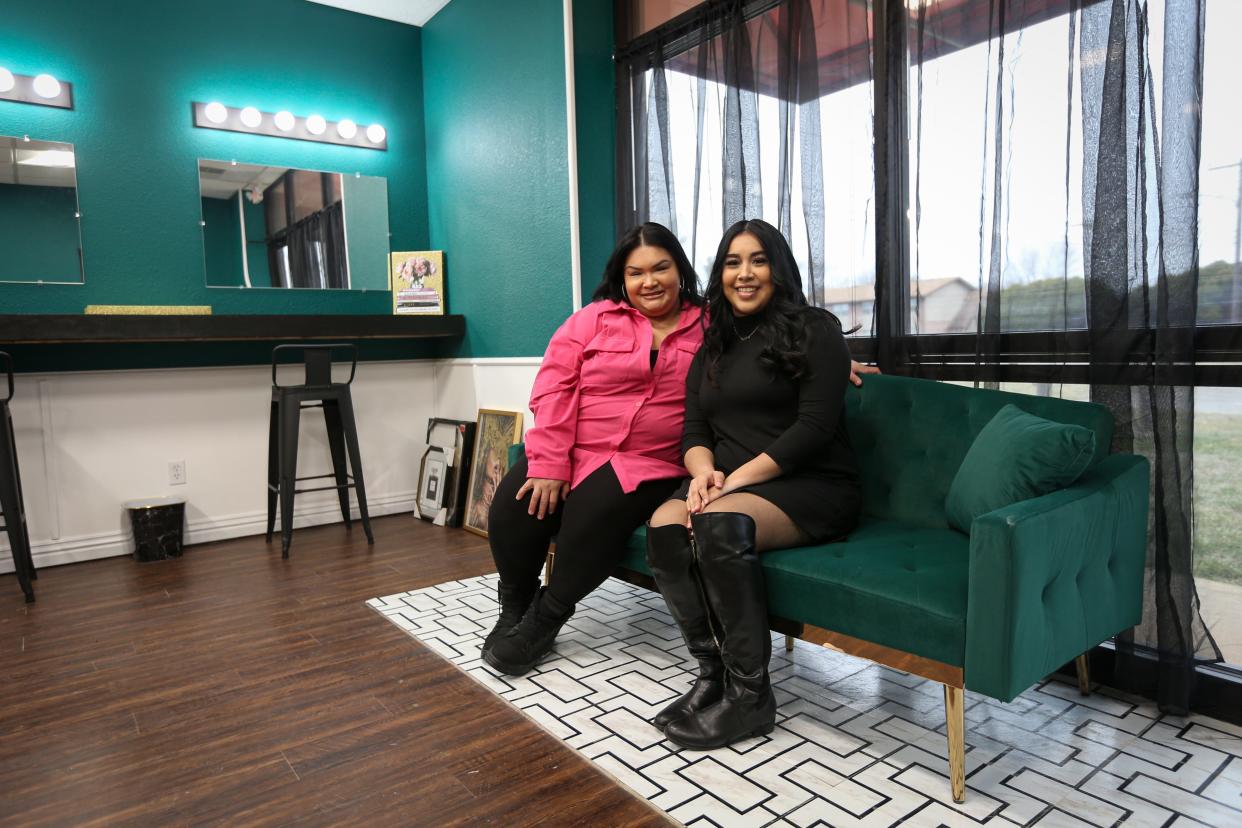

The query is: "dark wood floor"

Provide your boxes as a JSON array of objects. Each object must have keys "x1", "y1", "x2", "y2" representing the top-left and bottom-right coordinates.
[{"x1": 0, "y1": 516, "x2": 673, "y2": 827}]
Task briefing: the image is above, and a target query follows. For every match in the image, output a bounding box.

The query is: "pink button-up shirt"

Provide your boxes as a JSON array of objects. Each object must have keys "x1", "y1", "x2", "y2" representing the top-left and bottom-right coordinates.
[{"x1": 525, "y1": 300, "x2": 705, "y2": 493}]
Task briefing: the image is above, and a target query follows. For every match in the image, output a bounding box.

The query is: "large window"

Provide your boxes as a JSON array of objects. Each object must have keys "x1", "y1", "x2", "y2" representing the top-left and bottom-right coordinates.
[
  {"x1": 1195, "y1": 388, "x2": 1242, "y2": 666},
  {"x1": 620, "y1": 0, "x2": 1242, "y2": 699},
  {"x1": 908, "y1": 5, "x2": 1087, "y2": 334},
  {"x1": 619, "y1": 0, "x2": 876, "y2": 333},
  {"x1": 1199, "y1": 1, "x2": 1242, "y2": 325}
]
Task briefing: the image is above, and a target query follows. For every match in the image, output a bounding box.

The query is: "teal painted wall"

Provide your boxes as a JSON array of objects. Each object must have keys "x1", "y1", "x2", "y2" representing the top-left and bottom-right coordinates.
[
  {"x1": 202, "y1": 194, "x2": 244, "y2": 287},
  {"x1": 0, "y1": 183, "x2": 81, "y2": 283},
  {"x1": 1, "y1": 0, "x2": 621, "y2": 369},
  {"x1": 0, "y1": 0, "x2": 428, "y2": 318},
  {"x1": 573, "y1": 0, "x2": 617, "y2": 303},
  {"x1": 422, "y1": 0, "x2": 573, "y2": 357}
]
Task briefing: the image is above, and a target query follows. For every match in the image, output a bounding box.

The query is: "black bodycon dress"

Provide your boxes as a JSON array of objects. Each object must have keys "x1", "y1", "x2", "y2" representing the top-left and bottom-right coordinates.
[{"x1": 672, "y1": 310, "x2": 862, "y2": 543}]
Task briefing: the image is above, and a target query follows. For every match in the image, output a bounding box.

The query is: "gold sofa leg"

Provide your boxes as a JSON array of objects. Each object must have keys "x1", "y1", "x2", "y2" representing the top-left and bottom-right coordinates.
[
  {"x1": 785, "y1": 635, "x2": 795, "y2": 652},
  {"x1": 944, "y1": 684, "x2": 965, "y2": 803},
  {"x1": 544, "y1": 550, "x2": 555, "y2": 582},
  {"x1": 1075, "y1": 654, "x2": 1091, "y2": 695}
]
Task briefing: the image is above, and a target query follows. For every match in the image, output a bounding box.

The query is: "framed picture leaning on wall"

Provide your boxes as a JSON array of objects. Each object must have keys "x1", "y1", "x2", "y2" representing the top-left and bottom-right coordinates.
[
  {"x1": 462, "y1": 409, "x2": 523, "y2": 538},
  {"x1": 390, "y1": 251, "x2": 445, "y2": 314},
  {"x1": 416, "y1": 446, "x2": 448, "y2": 520},
  {"x1": 415, "y1": 418, "x2": 476, "y2": 527}
]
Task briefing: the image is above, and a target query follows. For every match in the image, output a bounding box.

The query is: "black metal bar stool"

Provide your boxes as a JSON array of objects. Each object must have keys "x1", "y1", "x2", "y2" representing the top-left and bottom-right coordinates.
[
  {"x1": 0, "y1": 352, "x2": 35, "y2": 602},
  {"x1": 266, "y1": 344, "x2": 373, "y2": 558}
]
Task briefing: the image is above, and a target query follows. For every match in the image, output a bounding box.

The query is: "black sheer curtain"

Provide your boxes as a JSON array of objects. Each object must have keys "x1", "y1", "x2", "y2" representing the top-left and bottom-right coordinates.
[
  {"x1": 904, "y1": 0, "x2": 1220, "y2": 712},
  {"x1": 280, "y1": 201, "x2": 349, "y2": 290},
  {"x1": 620, "y1": 0, "x2": 1229, "y2": 712},
  {"x1": 1085, "y1": 0, "x2": 1220, "y2": 711},
  {"x1": 616, "y1": 0, "x2": 875, "y2": 305}
]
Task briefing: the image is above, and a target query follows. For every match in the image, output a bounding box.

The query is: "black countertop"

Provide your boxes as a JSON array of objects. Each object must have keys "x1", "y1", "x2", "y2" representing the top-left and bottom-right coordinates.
[{"x1": 0, "y1": 314, "x2": 465, "y2": 344}]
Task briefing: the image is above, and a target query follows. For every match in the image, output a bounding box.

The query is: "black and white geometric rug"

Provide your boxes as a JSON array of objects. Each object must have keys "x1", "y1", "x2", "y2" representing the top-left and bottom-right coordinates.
[{"x1": 368, "y1": 575, "x2": 1242, "y2": 828}]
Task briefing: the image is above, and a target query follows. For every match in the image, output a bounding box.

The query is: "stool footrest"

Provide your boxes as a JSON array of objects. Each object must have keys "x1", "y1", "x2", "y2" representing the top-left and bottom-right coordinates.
[
  {"x1": 267, "y1": 475, "x2": 356, "y2": 494},
  {"x1": 292, "y1": 483, "x2": 359, "y2": 495}
]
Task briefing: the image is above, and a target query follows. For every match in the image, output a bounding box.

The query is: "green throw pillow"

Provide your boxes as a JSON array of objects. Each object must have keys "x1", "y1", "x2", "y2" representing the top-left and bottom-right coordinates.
[{"x1": 946, "y1": 404, "x2": 1096, "y2": 532}]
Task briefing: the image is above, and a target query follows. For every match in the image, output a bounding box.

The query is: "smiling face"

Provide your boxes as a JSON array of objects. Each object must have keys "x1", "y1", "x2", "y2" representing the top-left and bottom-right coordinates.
[
  {"x1": 721, "y1": 232, "x2": 774, "y2": 316},
  {"x1": 623, "y1": 244, "x2": 682, "y2": 322}
]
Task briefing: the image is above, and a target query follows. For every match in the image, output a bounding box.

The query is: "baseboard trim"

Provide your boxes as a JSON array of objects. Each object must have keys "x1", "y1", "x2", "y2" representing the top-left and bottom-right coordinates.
[{"x1": 0, "y1": 490, "x2": 417, "y2": 574}]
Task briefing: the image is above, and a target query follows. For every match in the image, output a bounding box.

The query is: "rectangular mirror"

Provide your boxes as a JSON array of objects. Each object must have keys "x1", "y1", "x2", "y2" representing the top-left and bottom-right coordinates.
[
  {"x1": 0, "y1": 135, "x2": 84, "y2": 284},
  {"x1": 198, "y1": 160, "x2": 390, "y2": 290}
]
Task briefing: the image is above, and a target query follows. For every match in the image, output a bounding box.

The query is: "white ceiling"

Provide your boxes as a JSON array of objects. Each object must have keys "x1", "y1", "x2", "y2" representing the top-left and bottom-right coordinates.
[
  {"x1": 0, "y1": 136, "x2": 77, "y2": 188},
  {"x1": 305, "y1": 0, "x2": 453, "y2": 27},
  {"x1": 198, "y1": 161, "x2": 287, "y2": 200}
]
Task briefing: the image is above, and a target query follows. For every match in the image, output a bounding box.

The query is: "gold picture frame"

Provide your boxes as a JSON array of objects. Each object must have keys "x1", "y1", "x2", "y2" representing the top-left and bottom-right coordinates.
[{"x1": 462, "y1": 409, "x2": 524, "y2": 538}]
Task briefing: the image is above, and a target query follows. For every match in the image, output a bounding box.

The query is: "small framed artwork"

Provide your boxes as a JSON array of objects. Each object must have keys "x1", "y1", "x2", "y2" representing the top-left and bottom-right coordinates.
[
  {"x1": 462, "y1": 409, "x2": 524, "y2": 538},
  {"x1": 416, "y1": 446, "x2": 448, "y2": 521},
  {"x1": 390, "y1": 251, "x2": 445, "y2": 315}
]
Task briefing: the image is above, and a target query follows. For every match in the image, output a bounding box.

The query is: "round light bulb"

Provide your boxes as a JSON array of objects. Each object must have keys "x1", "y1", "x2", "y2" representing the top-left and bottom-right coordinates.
[
  {"x1": 366, "y1": 123, "x2": 386, "y2": 144},
  {"x1": 239, "y1": 106, "x2": 262, "y2": 128},
  {"x1": 274, "y1": 110, "x2": 295, "y2": 131},
  {"x1": 32, "y1": 73, "x2": 61, "y2": 99},
  {"x1": 204, "y1": 101, "x2": 228, "y2": 124},
  {"x1": 0, "y1": 67, "x2": 14, "y2": 94},
  {"x1": 305, "y1": 114, "x2": 326, "y2": 135},
  {"x1": 336, "y1": 118, "x2": 357, "y2": 140}
]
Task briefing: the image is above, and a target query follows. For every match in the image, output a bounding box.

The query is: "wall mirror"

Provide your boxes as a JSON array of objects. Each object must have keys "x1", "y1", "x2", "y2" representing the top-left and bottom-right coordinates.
[
  {"x1": 0, "y1": 135, "x2": 84, "y2": 284},
  {"x1": 198, "y1": 159, "x2": 390, "y2": 290}
]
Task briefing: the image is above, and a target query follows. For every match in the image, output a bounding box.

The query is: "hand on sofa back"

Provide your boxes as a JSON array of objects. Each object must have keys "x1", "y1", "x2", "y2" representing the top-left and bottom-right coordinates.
[{"x1": 844, "y1": 375, "x2": 1114, "y2": 531}]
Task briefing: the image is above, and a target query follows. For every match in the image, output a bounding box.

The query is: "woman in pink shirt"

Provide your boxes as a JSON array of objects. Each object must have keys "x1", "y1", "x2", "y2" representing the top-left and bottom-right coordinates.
[{"x1": 482, "y1": 223, "x2": 706, "y2": 676}]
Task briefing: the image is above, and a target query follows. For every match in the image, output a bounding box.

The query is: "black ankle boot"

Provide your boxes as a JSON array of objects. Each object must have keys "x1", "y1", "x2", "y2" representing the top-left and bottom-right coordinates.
[
  {"x1": 482, "y1": 579, "x2": 539, "y2": 655},
  {"x1": 482, "y1": 587, "x2": 574, "y2": 676},
  {"x1": 664, "y1": 512, "x2": 775, "y2": 750},
  {"x1": 646, "y1": 523, "x2": 724, "y2": 729}
]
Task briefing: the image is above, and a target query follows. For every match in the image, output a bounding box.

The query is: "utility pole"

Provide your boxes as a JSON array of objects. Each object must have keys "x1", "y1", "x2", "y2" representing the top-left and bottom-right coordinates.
[{"x1": 1234, "y1": 162, "x2": 1241, "y2": 324}]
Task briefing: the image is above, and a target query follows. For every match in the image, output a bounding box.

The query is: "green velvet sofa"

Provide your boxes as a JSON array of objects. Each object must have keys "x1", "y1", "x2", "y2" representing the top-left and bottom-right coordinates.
[
  {"x1": 518, "y1": 374, "x2": 1151, "y2": 802},
  {"x1": 621, "y1": 377, "x2": 1142, "y2": 804}
]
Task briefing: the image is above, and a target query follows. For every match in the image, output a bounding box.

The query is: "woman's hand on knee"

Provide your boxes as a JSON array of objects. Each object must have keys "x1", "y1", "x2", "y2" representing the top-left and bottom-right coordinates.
[{"x1": 515, "y1": 477, "x2": 570, "y2": 520}]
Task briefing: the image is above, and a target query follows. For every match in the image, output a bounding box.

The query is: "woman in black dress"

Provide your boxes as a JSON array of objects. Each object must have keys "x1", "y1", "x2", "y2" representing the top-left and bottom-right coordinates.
[{"x1": 646, "y1": 218, "x2": 862, "y2": 750}]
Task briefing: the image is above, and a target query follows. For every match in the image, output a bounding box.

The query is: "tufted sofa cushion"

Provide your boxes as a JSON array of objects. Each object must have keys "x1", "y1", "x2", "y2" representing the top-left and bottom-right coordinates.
[{"x1": 843, "y1": 376, "x2": 1114, "y2": 530}]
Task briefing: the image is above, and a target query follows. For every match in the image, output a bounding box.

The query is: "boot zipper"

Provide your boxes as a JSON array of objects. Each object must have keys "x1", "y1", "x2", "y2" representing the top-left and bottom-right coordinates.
[{"x1": 691, "y1": 531, "x2": 722, "y2": 650}]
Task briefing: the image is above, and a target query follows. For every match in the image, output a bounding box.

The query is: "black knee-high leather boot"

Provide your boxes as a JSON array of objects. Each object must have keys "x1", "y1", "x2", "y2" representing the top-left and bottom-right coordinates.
[
  {"x1": 646, "y1": 523, "x2": 724, "y2": 729},
  {"x1": 664, "y1": 512, "x2": 775, "y2": 749}
]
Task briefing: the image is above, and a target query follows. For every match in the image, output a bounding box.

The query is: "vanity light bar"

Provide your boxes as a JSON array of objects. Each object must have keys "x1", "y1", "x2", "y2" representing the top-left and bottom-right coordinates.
[
  {"x1": 0, "y1": 68, "x2": 74, "y2": 110},
  {"x1": 191, "y1": 102, "x2": 387, "y2": 151}
]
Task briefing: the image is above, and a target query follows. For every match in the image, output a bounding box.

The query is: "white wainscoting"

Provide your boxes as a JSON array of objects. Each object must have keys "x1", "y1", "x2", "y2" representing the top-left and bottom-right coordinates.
[{"x1": 0, "y1": 357, "x2": 542, "y2": 573}]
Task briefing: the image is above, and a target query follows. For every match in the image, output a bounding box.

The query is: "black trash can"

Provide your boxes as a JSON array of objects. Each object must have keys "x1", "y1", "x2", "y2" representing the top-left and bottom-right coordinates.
[{"x1": 124, "y1": 496, "x2": 187, "y2": 562}]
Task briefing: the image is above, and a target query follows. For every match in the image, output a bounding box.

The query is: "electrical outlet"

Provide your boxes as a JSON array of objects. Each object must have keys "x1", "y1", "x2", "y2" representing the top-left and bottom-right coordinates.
[{"x1": 168, "y1": 460, "x2": 187, "y2": 486}]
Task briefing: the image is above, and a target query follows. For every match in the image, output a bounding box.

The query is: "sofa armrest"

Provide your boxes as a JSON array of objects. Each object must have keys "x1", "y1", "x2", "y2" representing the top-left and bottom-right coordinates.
[{"x1": 964, "y1": 453, "x2": 1150, "y2": 701}]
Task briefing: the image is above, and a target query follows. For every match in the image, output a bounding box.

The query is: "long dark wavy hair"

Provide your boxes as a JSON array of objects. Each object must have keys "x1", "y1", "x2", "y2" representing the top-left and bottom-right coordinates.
[
  {"x1": 701, "y1": 218, "x2": 844, "y2": 383},
  {"x1": 592, "y1": 222, "x2": 703, "y2": 307}
]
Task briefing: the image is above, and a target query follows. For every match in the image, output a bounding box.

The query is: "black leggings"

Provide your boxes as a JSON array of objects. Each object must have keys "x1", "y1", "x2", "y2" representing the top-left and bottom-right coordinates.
[{"x1": 488, "y1": 454, "x2": 680, "y2": 607}]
